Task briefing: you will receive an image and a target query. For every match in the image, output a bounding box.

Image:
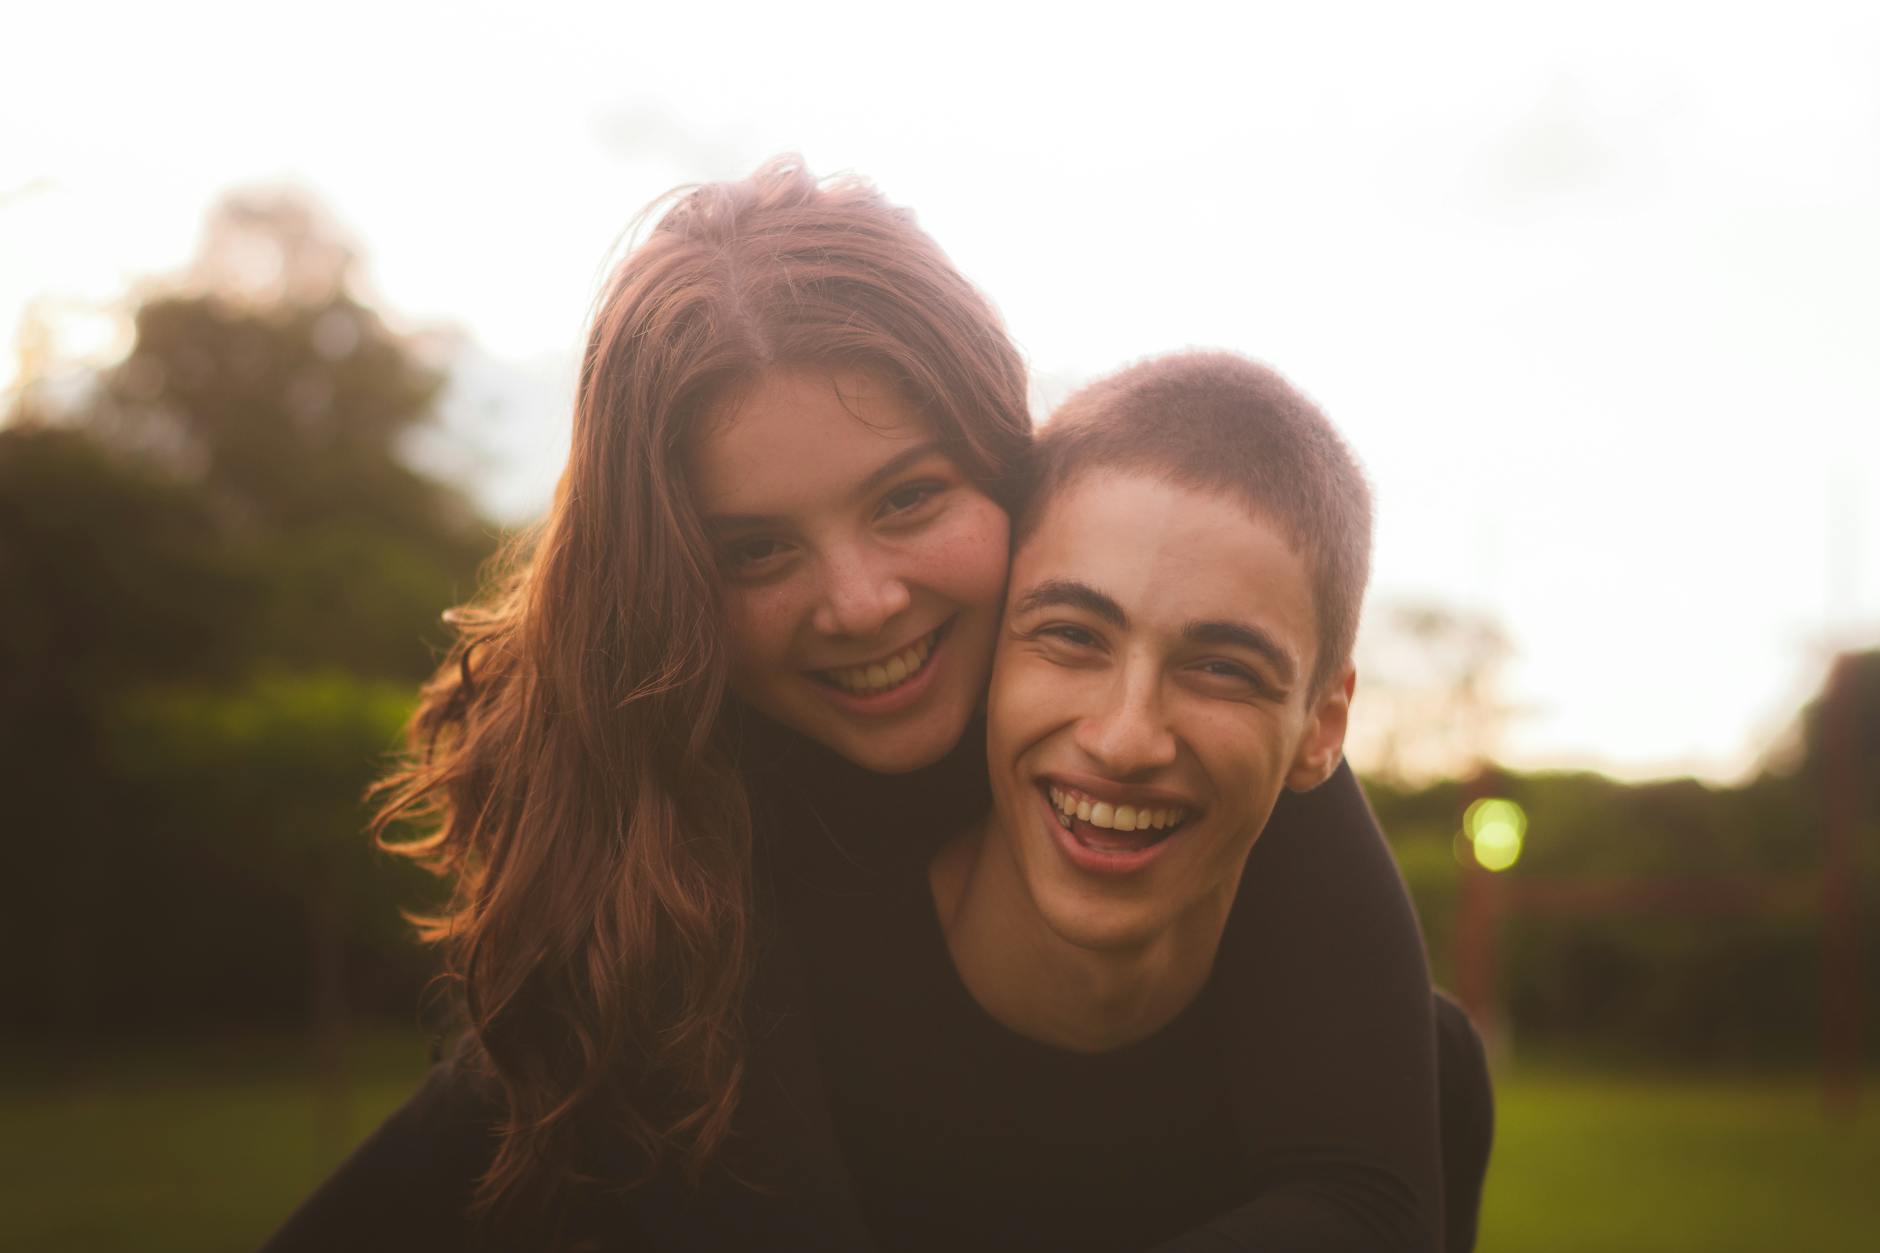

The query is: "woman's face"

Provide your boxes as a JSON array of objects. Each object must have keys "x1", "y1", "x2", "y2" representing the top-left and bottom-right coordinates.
[{"x1": 688, "y1": 366, "x2": 1011, "y2": 773}]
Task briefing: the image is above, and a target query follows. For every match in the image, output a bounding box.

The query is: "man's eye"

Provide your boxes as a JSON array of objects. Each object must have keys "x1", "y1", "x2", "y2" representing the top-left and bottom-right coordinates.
[
  {"x1": 1040, "y1": 623, "x2": 1100, "y2": 649},
  {"x1": 1195, "y1": 659, "x2": 1269, "y2": 693},
  {"x1": 878, "y1": 481, "x2": 945, "y2": 519}
]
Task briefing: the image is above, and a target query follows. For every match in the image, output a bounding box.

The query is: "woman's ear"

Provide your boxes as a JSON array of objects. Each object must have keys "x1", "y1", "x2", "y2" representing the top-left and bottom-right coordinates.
[{"x1": 1285, "y1": 663, "x2": 1355, "y2": 792}]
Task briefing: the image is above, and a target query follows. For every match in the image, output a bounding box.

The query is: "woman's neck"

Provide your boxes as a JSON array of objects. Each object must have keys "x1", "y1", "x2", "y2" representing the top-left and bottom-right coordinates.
[{"x1": 927, "y1": 817, "x2": 1227, "y2": 1055}]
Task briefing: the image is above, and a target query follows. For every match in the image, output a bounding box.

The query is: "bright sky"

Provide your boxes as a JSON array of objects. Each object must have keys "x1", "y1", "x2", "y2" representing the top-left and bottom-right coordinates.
[{"x1": 5, "y1": 0, "x2": 1877, "y2": 782}]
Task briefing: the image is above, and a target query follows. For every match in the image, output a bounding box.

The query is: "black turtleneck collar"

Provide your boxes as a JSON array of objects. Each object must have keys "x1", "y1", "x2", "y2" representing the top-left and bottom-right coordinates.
[{"x1": 728, "y1": 700, "x2": 993, "y2": 886}]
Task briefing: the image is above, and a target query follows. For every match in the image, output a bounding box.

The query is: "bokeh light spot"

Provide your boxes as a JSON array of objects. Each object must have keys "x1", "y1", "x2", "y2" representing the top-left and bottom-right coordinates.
[{"x1": 1463, "y1": 797, "x2": 1527, "y2": 872}]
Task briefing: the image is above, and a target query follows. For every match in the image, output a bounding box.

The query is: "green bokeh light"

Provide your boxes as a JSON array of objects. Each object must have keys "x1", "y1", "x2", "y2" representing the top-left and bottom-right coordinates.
[{"x1": 1463, "y1": 797, "x2": 1527, "y2": 872}]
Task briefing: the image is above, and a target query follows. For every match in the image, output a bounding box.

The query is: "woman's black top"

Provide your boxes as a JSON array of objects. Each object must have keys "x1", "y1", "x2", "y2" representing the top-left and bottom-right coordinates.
[{"x1": 262, "y1": 713, "x2": 1459, "y2": 1251}]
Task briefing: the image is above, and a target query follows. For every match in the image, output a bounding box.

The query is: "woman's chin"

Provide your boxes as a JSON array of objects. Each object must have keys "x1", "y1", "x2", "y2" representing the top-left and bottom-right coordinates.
[
  {"x1": 741, "y1": 652, "x2": 984, "y2": 774},
  {"x1": 815, "y1": 711, "x2": 968, "y2": 775}
]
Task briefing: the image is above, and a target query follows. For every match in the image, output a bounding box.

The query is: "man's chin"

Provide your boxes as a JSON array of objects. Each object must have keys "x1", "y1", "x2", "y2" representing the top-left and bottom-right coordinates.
[{"x1": 1029, "y1": 885, "x2": 1163, "y2": 956}]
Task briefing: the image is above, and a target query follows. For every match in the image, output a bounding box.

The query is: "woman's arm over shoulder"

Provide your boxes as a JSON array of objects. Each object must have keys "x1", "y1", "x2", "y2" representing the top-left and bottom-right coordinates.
[
  {"x1": 1165, "y1": 761, "x2": 1443, "y2": 1252},
  {"x1": 258, "y1": 1057, "x2": 503, "y2": 1253},
  {"x1": 1435, "y1": 992, "x2": 1493, "y2": 1253}
]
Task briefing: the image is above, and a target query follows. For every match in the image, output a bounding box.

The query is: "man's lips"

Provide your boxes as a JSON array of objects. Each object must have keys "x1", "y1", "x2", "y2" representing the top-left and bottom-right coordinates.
[
  {"x1": 1032, "y1": 777, "x2": 1200, "y2": 873},
  {"x1": 1039, "y1": 777, "x2": 1196, "y2": 834}
]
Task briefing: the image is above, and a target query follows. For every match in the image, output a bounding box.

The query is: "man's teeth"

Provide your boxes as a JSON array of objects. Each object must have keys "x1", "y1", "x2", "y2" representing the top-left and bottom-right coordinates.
[
  {"x1": 824, "y1": 631, "x2": 936, "y2": 695},
  {"x1": 1047, "y1": 785, "x2": 1187, "y2": 833}
]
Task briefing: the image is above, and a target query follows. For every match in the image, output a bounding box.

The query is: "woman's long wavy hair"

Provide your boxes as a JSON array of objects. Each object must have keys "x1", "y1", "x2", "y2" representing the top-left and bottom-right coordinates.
[{"x1": 370, "y1": 157, "x2": 1032, "y2": 1223}]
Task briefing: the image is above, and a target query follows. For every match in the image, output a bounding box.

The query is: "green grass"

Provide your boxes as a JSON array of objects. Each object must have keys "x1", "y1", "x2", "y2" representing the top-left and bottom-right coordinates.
[
  {"x1": 1478, "y1": 1070, "x2": 1877, "y2": 1252},
  {"x1": 0, "y1": 1032, "x2": 433, "y2": 1253},
  {"x1": 2, "y1": 1035, "x2": 1874, "y2": 1252}
]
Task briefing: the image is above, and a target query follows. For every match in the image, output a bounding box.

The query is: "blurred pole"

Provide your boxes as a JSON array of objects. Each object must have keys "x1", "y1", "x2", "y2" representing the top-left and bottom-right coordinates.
[
  {"x1": 1822, "y1": 654, "x2": 1860, "y2": 1120},
  {"x1": 1455, "y1": 768, "x2": 1504, "y2": 1055},
  {"x1": 1455, "y1": 857, "x2": 1501, "y2": 1052}
]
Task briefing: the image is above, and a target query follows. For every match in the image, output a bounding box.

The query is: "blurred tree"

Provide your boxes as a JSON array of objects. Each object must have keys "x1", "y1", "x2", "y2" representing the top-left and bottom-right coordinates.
[
  {"x1": 1780, "y1": 651, "x2": 1880, "y2": 815},
  {"x1": 106, "y1": 673, "x2": 429, "y2": 1141},
  {"x1": 1368, "y1": 649, "x2": 1879, "y2": 1065},
  {"x1": 185, "y1": 187, "x2": 359, "y2": 310},
  {"x1": 1349, "y1": 602, "x2": 1516, "y2": 784},
  {"x1": 0, "y1": 425, "x2": 256, "y2": 1036},
  {"x1": 0, "y1": 186, "x2": 498, "y2": 1044},
  {"x1": 89, "y1": 190, "x2": 491, "y2": 676}
]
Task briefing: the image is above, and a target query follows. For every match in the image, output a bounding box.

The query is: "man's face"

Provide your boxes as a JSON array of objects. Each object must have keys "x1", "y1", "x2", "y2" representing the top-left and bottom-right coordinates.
[{"x1": 986, "y1": 469, "x2": 1354, "y2": 953}]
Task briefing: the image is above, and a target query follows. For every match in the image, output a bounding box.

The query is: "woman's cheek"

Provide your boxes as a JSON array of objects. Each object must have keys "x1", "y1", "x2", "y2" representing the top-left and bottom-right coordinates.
[
  {"x1": 927, "y1": 495, "x2": 1012, "y2": 610},
  {"x1": 720, "y1": 581, "x2": 800, "y2": 685}
]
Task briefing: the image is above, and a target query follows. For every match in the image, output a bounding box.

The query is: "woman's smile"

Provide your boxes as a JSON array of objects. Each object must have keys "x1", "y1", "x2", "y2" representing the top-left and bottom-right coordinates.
[
  {"x1": 689, "y1": 367, "x2": 1010, "y2": 773},
  {"x1": 810, "y1": 618, "x2": 949, "y2": 698},
  {"x1": 804, "y1": 618, "x2": 955, "y2": 717}
]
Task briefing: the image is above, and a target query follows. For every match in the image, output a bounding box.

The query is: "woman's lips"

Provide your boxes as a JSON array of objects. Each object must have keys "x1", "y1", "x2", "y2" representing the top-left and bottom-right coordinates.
[
  {"x1": 814, "y1": 623, "x2": 943, "y2": 696},
  {"x1": 809, "y1": 619, "x2": 952, "y2": 717}
]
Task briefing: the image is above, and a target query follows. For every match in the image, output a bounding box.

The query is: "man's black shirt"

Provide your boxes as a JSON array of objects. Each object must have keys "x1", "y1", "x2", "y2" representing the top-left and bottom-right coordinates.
[{"x1": 803, "y1": 861, "x2": 1244, "y2": 1252}]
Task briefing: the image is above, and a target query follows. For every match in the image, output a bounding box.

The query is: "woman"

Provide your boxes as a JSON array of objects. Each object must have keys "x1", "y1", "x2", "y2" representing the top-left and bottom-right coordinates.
[{"x1": 265, "y1": 158, "x2": 1460, "y2": 1251}]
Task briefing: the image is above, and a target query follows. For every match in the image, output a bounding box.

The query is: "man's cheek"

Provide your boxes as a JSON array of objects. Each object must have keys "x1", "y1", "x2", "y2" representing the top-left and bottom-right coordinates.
[{"x1": 996, "y1": 660, "x2": 1064, "y2": 737}]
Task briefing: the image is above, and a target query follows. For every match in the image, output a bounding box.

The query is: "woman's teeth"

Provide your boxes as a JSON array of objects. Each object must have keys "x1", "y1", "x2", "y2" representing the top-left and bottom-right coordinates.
[
  {"x1": 823, "y1": 630, "x2": 936, "y2": 696},
  {"x1": 1047, "y1": 785, "x2": 1187, "y2": 834}
]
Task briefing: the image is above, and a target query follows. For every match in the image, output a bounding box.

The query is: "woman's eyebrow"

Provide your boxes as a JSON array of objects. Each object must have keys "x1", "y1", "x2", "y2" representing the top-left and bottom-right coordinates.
[
  {"x1": 703, "y1": 509, "x2": 782, "y2": 531},
  {"x1": 703, "y1": 442, "x2": 949, "y2": 531},
  {"x1": 853, "y1": 441, "x2": 948, "y2": 498},
  {"x1": 1012, "y1": 579, "x2": 1127, "y2": 627},
  {"x1": 1183, "y1": 619, "x2": 1297, "y2": 685}
]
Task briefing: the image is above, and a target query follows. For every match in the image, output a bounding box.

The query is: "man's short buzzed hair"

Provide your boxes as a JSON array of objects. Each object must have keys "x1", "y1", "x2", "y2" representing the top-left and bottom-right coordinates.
[{"x1": 1018, "y1": 350, "x2": 1372, "y2": 695}]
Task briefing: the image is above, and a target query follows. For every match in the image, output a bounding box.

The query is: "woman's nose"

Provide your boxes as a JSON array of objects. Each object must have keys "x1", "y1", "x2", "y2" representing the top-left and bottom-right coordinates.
[{"x1": 810, "y1": 547, "x2": 913, "y2": 639}]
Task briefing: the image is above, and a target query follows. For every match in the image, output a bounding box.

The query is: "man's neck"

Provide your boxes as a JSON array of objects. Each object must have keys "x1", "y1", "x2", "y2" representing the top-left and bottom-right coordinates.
[{"x1": 928, "y1": 817, "x2": 1234, "y2": 1054}]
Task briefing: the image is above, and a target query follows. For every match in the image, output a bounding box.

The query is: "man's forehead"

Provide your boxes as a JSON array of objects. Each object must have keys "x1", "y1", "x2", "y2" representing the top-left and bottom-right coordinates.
[
  {"x1": 1021, "y1": 466, "x2": 1288, "y2": 545},
  {"x1": 1012, "y1": 470, "x2": 1317, "y2": 645},
  {"x1": 1019, "y1": 469, "x2": 1296, "y2": 571}
]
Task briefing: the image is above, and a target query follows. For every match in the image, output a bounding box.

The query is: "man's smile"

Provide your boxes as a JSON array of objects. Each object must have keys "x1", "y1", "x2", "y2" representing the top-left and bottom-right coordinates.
[{"x1": 1043, "y1": 781, "x2": 1191, "y2": 834}]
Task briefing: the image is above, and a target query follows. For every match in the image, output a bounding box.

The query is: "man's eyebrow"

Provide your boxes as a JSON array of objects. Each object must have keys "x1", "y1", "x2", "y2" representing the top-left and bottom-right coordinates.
[
  {"x1": 1012, "y1": 579, "x2": 1127, "y2": 628},
  {"x1": 1184, "y1": 619, "x2": 1298, "y2": 685},
  {"x1": 702, "y1": 442, "x2": 947, "y2": 531}
]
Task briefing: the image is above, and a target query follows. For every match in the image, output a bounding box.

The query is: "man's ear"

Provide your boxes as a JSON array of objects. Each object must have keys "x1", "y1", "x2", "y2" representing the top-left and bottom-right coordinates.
[{"x1": 1285, "y1": 663, "x2": 1355, "y2": 792}]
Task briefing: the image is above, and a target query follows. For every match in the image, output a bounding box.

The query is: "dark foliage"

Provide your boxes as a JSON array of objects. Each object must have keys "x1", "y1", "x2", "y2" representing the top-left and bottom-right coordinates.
[{"x1": 2, "y1": 210, "x2": 496, "y2": 1039}]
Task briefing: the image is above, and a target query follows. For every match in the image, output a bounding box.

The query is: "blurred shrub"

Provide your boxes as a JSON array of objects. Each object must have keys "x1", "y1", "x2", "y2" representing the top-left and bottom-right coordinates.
[
  {"x1": 1371, "y1": 711, "x2": 1879, "y2": 1067},
  {"x1": 94, "y1": 674, "x2": 438, "y2": 1028},
  {"x1": 2, "y1": 197, "x2": 497, "y2": 1040}
]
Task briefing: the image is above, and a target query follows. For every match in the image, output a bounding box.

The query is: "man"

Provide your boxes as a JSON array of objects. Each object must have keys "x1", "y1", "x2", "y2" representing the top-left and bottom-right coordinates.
[{"x1": 830, "y1": 350, "x2": 1491, "y2": 1251}]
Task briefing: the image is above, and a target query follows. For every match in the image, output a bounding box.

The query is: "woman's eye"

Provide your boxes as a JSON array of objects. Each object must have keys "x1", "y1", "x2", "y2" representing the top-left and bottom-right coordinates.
[
  {"x1": 878, "y1": 481, "x2": 945, "y2": 519},
  {"x1": 723, "y1": 537, "x2": 792, "y2": 570}
]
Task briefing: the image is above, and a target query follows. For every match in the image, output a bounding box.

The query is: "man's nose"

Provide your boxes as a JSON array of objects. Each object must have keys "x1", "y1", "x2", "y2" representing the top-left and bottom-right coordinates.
[
  {"x1": 1073, "y1": 668, "x2": 1177, "y2": 777},
  {"x1": 810, "y1": 545, "x2": 913, "y2": 639}
]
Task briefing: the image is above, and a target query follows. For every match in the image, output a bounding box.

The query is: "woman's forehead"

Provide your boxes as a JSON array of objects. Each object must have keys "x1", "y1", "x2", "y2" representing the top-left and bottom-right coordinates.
[{"x1": 688, "y1": 366, "x2": 940, "y2": 516}]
